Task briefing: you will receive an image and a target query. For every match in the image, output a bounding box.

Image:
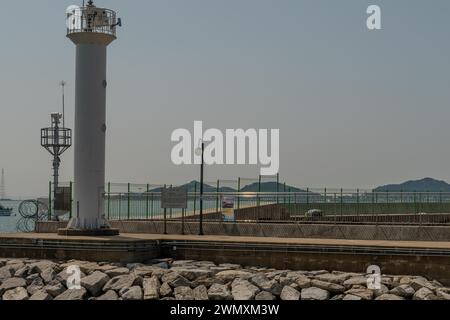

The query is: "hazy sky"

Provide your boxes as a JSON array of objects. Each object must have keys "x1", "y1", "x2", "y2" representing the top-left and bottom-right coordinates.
[{"x1": 1, "y1": 0, "x2": 449, "y2": 198}]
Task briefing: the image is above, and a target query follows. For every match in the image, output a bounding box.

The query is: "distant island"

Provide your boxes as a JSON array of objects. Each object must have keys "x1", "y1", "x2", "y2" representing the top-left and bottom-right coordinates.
[
  {"x1": 149, "y1": 177, "x2": 450, "y2": 193},
  {"x1": 374, "y1": 177, "x2": 450, "y2": 192}
]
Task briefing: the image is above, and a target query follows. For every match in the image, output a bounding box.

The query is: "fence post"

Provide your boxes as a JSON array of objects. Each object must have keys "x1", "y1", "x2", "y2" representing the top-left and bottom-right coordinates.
[
  {"x1": 181, "y1": 208, "x2": 185, "y2": 235},
  {"x1": 414, "y1": 191, "x2": 417, "y2": 215},
  {"x1": 306, "y1": 188, "x2": 309, "y2": 205},
  {"x1": 334, "y1": 193, "x2": 337, "y2": 223},
  {"x1": 146, "y1": 184, "x2": 149, "y2": 220},
  {"x1": 276, "y1": 173, "x2": 280, "y2": 204},
  {"x1": 151, "y1": 192, "x2": 154, "y2": 219},
  {"x1": 237, "y1": 178, "x2": 241, "y2": 209},
  {"x1": 340, "y1": 188, "x2": 343, "y2": 217},
  {"x1": 372, "y1": 190, "x2": 375, "y2": 216},
  {"x1": 163, "y1": 184, "x2": 167, "y2": 234},
  {"x1": 284, "y1": 183, "x2": 287, "y2": 204},
  {"x1": 119, "y1": 192, "x2": 122, "y2": 220},
  {"x1": 193, "y1": 182, "x2": 197, "y2": 215},
  {"x1": 258, "y1": 175, "x2": 262, "y2": 207},
  {"x1": 48, "y1": 181, "x2": 52, "y2": 221},
  {"x1": 216, "y1": 180, "x2": 220, "y2": 213},
  {"x1": 106, "y1": 182, "x2": 111, "y2": 219},
  {"x1": 169, "y1": 185, "x2": 173, "y2": 219},
  {"x1": 357, "y1": 189, "x2": 360, "y2": 216},
  {"x1": 69, "y1": 181, "x2": 73, "y2": 219},
  {"x1": 127, "y1": 183, "x2": 131, "y2": 220}
]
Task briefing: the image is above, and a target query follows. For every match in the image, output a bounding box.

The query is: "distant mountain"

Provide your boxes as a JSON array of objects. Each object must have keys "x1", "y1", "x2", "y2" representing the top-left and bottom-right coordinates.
[
  {"x1": 149, "y1": 181, "x2": 304, "y2": 193},
  {"x1": 149, "y1": 181, "x2": 235, "y2": 193},
  {"x1": 240, "y1": 182, "x2": 306, "y2": 193},
  {"x1": 374, "y1": 178, "x2": 450, "y2": 192}
]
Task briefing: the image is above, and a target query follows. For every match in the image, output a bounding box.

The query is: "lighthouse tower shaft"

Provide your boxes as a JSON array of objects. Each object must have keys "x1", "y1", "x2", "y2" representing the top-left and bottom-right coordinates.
[{"x1": 64, "y1": 2, "x2": 119, "y2": 232}]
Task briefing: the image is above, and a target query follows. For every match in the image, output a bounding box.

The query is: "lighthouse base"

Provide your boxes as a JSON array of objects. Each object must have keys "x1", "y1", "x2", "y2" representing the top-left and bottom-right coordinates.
[
  {"x1": 57, "y1": 228, "x2": 120, "y2": 237},
  {"x1": 59, "y1": 217, "x2": 120, "y2": 236}
]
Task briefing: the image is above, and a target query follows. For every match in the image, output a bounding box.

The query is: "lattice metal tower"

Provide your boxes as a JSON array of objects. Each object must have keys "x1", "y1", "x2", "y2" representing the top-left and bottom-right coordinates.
[{"x1": 41, "y1": 113, "x2": 72, "y2": 219}]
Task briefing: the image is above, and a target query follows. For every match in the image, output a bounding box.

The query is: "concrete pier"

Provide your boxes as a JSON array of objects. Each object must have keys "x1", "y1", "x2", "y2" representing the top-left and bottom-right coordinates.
[{"x1": 1, "y1": 233, "x2": 450, "y2": 285}]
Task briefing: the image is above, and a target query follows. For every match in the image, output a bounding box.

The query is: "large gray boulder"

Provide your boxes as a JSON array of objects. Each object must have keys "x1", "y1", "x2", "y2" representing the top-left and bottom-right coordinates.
[
  {"x1": 255, "y1": 291, "x2": 276, "y2": 301},
  {"x1": 29, "y1": 261, "x2": 58, "y2": 276},
  {"x1": 216, "y1": 270, "x2": 253, "y2": 283},
  {"x1": 301, "y1": 287, "x2": 330, "y2": 300},
  {"x1": 410, "y1": 277, "x2": 436, "y2": 292},
  {"x1": 26, "y1": 277, "x2": 45, "y2": 295},
  {"x1": 375, "y1": 294, "x2": 405, "y2": 300},
  {"x1": 96, "y1": 290, "x2": 119, "y2": 301},
  {"x1": 311, "y1": 280, "x2": 345, "y2": 294},
  {"x1": 41, "y1": 268, "x2": 56, "y2": 285},
  {"x1": 160, "y1": 282, "x2": 173, "y2": 298},
  {"x1": 29, "y1": 290, "x2": 53, "y2": 301},
  {"x1": 208, "y1": 284, "x2": 232, "y2": 300},
  {"x1": 121, "y1": 286, "x2": 143, "y2": 300},
  {"x1": 413, "y1": 287, "x2": 437, "y2": 300},
  {"x1": 295, "y1": 275, "x2": 312, "y2": 289},
  {"x1": 0, "y1": 266, "x2": 13, "y2": 282},
  {"x1": 344, "y1": 286, "x2": 374, "y2": 300},
  {"x1": 436, "y1": 288, "x2": 450, "y2": 300},
  {"x1": 143, "y1": 276, "x2": 160, "y2": 300},
  {"x1": 193, "y1": 285, "x2": 209, "y2": 300},
  {"x1": 315, "y1": 273, "x2": 356, "y2": 284},
  {"x1": 56, "y1": 268, "x2": 86, "y2": 283},
  {"x1": 81, "y1": 271, "x2": 110, "y2": 297},
  {"x1": 44, "y1": 282, "x2": 66, "y2": 297},
  {"x1": 54, "y1": 288, "x2": 87, "y2": 300},
  {"x1": 343, "y1": 276, "x2": 368, "y2": 288},
  {"x1": 250, "y1": 274, "x2": 282, "y2": 296},
  {"x1": 0, "y1": 277, "x2": 27, "y2": 291},
  {"x1": 3, "y1": 287, "x2": 29, "y2": 300},
  {"x1": 231, "y1": 279, "x2": 260, "y2": 300},
  {"x1": 161, "y1": 272, "x2": 191, "y2": 288},
  {"x1": 134, "y1": 266, "x2": 158, "y2": 278},
  {"x1": 373, "y1": 284, "x2": 390, "y2": 297},
  {"x1": 172, "y1": 269, "x2": 214, "y2": 281},
  {"x1": 174, "y1": 286, "x2": 194, "y2": 300},
  {"x1": 103, "y1": 274, "x2": 137, "y2": 292},
  {"x1": 390, "y1": 285, "x2": 415, "y2": 298},
  {"x1": 280, "y1": 286, "x2": 300, "y2": 301},
  {"x1": 14, "y1": 266, "x2": 29, "y2": 278},
  {"x1": 105, "y1": 268, "x2": 130, "y2": 278},
  {"x1": 342, "y1": 294, "x2": 362, "y2": 300}
]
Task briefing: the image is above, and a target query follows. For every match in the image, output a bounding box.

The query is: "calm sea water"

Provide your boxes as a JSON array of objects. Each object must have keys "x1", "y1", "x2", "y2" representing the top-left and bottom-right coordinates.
[{"x1": 0, "y1": 200, "x2": 21, "y2": 233}]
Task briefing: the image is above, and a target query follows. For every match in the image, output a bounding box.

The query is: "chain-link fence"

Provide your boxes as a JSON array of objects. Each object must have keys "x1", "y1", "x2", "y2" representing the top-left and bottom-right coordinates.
[{"x1": 46, "y1": 179, "x2": 450, "y2": 227}]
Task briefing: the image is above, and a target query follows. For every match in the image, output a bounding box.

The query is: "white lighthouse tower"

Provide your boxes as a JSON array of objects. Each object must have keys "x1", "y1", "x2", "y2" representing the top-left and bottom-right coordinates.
[{"x1": 62, "y1": 1, "x2": 121, "y2": 235}]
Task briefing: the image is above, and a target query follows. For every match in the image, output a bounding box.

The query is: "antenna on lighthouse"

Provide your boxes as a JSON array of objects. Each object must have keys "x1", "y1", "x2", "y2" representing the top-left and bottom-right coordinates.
[{"x1": 60, "y1": 81, "x2": 66, "y2": 128}]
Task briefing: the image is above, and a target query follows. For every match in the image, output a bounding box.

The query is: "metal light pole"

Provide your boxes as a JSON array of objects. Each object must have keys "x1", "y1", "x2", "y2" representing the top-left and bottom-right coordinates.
[{"x1": 199, "y1": 142, "x2": 205, "y2": 236}]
